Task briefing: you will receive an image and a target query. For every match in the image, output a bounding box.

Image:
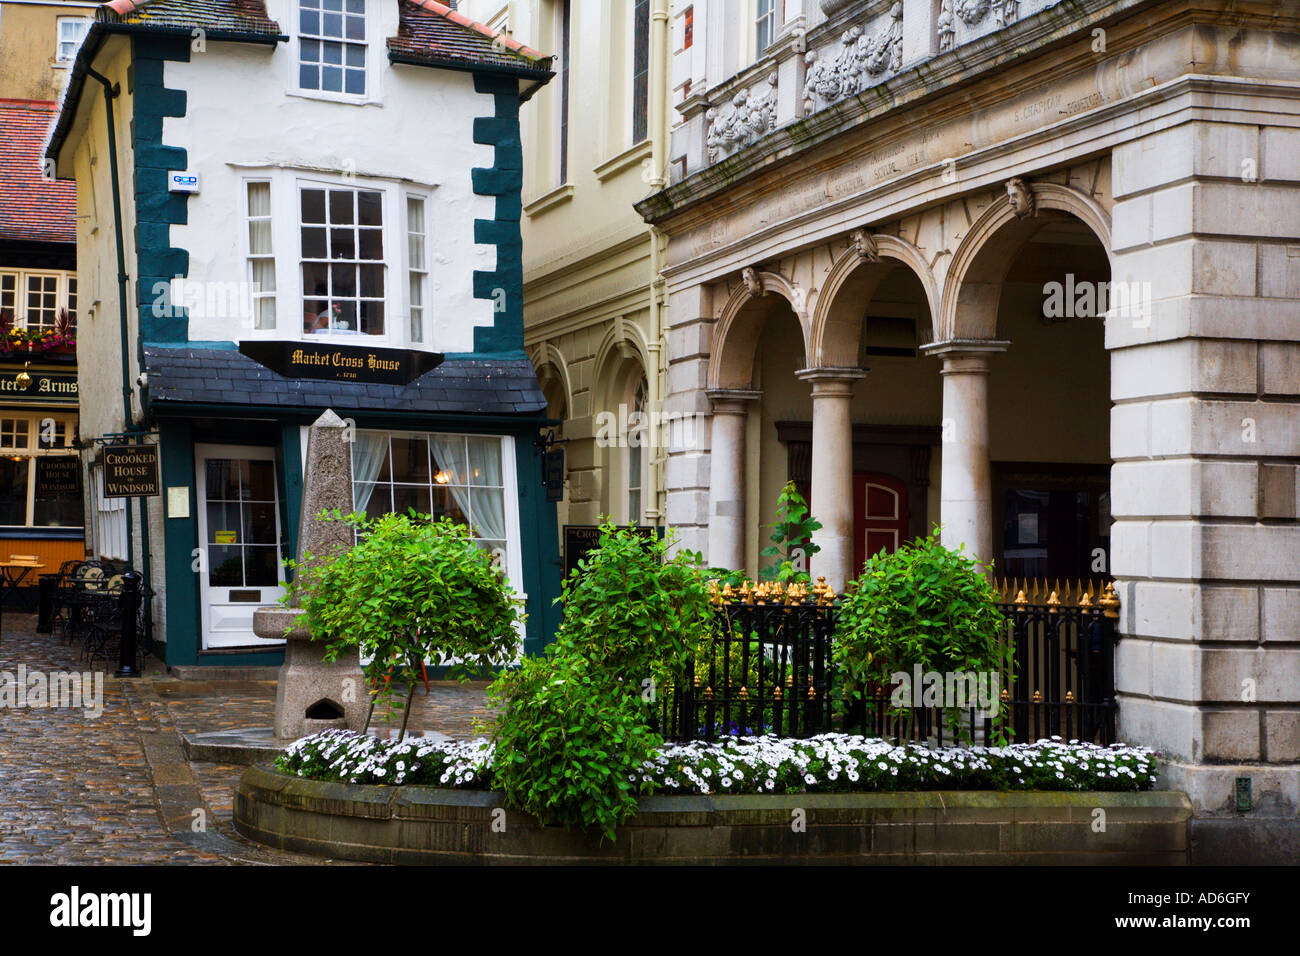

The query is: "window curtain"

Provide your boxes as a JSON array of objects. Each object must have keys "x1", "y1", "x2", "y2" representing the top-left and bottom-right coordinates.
[
  {"x1": 431, "y1": 434, "x2": 474, "y2": 527},
  {"x1": 350, "y1": 432, "x2": 388, "y2": 514},
  {"x1": 467, "y1": 437, "x2": 505, "y2": 543}
]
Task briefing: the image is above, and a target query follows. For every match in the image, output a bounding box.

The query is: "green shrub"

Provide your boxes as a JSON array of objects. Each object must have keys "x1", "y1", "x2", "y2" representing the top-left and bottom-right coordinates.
[
  {"x1": 834, "y1": 532, "x2": 1011, "y2": 740},
  {"x1": 489, "y1": 654, "x2": 659, "y2": 837},
  {"x1": 489, "y1": 522, "x2": 713, "y2": 837},
  {"x1": 287, "y1": 510, "x2": 522, "y2": 729}
]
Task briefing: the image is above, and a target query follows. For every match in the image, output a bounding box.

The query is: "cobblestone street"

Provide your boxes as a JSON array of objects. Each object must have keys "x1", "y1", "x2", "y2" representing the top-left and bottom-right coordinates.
[{"x1": 0, "y1": 614, "x2": 493, "y2": 865}]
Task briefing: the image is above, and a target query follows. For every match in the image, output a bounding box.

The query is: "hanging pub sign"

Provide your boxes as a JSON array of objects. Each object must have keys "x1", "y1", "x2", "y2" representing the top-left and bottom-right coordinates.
[
  {"x1": 543, "y1": 448, "x2": 564, "y2": 503},
  {"x1": 562, "y1": 524, "x2": 661, "y2": 580},
  {"x1": 239, "y1": 340, "x2": 444, "y2": 386},
  {"x1": 102, "y1": 445, "x2": 160, "y2": 498},
  {"x1": 34, "y1": 456, "x2": 81, "y2": 499}
]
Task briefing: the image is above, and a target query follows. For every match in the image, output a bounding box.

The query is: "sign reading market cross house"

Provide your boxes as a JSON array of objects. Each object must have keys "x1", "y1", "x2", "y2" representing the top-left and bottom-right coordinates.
[
  {"x1": 102, "y1": 445, "x2": 160, "y2": 498},
  {"x1": 239, "y1": 341, "x2": 444, "y2": 386}
]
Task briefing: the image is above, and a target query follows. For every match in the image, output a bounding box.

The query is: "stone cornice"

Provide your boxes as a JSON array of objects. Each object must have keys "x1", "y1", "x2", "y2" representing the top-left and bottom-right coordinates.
[{"x1": 637, "y1": 0, "x2": 1289, "y2": 228}]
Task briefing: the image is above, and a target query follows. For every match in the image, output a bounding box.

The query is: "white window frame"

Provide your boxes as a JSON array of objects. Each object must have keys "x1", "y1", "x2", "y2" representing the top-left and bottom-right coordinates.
[
  {"x1": 0, "y1": 269, "x2": 76, "y2": 331},
  {"x1": 405, "y1": 194, "x2": 428, "y2": 345},
  {"x1": 236, "y1": 170, "x2": 432, "y2": 350},
  {"x1": 755, "y1": 0, "x2": 778, "y2": 57},
  {"x1": 243, "y1": 179, "x2": 277, "y2": 332},
  {"x1": 93, "y1": 466, "x2": 128, "y2": 561},
  {"x1": 289, "y1": 0, "x2": 383, "y2": 105},
  {"x1": 55, "y1": 17, "x2": 91, "y2": 66}
]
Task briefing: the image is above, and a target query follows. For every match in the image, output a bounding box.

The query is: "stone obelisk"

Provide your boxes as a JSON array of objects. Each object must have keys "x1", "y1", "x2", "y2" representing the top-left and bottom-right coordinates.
[{"x1": 253, "y1": 409, "x2": 367, "y2": 740}]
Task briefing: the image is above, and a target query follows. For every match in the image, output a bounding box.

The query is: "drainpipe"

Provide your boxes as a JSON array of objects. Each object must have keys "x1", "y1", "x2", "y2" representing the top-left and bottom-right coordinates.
[
  {"x1": 86, "y1": 66, "x2": 154, "y2": 643},
  {"x1": 647, "y1": 0, "x2": 670, "y2": 533}
]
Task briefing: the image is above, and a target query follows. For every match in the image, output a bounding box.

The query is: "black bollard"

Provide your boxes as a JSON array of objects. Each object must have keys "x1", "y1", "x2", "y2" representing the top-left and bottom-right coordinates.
[
  {"x1": 37, "y1": 574, "x2": 58, "y2": 633},
  {"x1": 116, "y1": 571, "x2": 143, "y2": 678}
]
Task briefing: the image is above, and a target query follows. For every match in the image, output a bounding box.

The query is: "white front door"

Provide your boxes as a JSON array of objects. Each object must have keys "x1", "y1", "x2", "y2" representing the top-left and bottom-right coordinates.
[{"x1": 195, "y1": 444, "x2": 287, "y2": 649}]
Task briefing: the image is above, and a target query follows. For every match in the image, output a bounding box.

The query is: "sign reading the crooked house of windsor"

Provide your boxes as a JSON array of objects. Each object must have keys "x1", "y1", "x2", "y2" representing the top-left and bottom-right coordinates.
[{"x1": 102, "y1": 445, "x2": 160, "y2": 498}]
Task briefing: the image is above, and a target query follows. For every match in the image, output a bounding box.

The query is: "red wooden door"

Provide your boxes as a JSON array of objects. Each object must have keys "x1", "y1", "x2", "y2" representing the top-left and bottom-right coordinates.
[{"x1": 853, "y1": 472, "x2": 910, "y2": 573}]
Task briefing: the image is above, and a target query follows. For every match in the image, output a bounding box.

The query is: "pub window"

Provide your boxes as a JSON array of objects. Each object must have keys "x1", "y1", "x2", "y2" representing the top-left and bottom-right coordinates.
[
  {"x1": 0, "y1": 413, "x2": 82, "y2": 529},
  {"x1": 351, "y1": 430, "x2": 512, "y2": 573},
  {"x1": 66, "y1": 278, "x2": 77, "y2": 328},
  {"x1": 0, "y1": 273, "x2": 15, "y2": 322},
  {"x1": 246, "y1": 181, "x2": 277, "y2": 330},
  {"x1": 300, "y1": 185, "x2": 385, "y2": 336},
  {"x1": 26, "y1": 275, "x2": 60, "y2": 330}
]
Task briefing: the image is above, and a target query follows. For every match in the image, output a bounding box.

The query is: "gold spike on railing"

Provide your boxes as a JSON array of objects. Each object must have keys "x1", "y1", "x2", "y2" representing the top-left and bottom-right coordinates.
[
  {"x1": 773, "y1": 685, "x2": 782, "y2": 700},
  {"x1": 1099, "y1": 581, "x2": 1119, "y2": 619}
]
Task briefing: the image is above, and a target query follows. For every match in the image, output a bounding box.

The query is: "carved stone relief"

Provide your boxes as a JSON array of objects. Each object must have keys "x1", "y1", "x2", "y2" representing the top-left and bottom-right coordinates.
[
  {"x1": 802, "y1": 2, "x2": 904, "y2": 116},
  {"x1": 705, "y1": 73, "x2": 779, "y2": 163},
  {"x1": 939, "y1": 0, "x2": 1020, "y2": 50}
]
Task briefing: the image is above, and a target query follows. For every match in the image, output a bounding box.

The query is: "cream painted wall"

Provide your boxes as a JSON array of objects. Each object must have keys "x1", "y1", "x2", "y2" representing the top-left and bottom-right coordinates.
[
  {"x1": 0, "y1": 0, "x2": 97, "y2": 101},
  {"x1": 463, "y1": 0, "x2": 672, "y2": 532},
  {"x1": 163, "y1": 4, "x2": 498, "y2": 353},
  {"x1": 64, "y1": 37, "x2": 137, "y2": 444}
]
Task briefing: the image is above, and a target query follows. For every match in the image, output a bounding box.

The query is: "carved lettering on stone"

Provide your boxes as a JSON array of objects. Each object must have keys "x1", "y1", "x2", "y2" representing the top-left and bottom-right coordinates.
[
  {"x1": 802, "y1": 2, "x2": 904, "y2": 117},
  {"x1": 706, "y1": 73, "x2": 779, "y2": 163}
]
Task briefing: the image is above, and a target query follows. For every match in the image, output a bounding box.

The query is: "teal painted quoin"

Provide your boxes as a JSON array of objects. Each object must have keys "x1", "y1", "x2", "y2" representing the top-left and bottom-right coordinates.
[{"x1": 131, "y1": 34, "x2": 193, "y2": 346}]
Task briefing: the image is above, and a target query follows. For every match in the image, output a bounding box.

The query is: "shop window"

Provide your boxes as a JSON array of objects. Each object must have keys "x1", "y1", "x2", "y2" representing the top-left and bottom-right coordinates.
[
  {"x1": 298, "y1": 0, "x2": 366, "y2": 95},
  {"x1": 0, "y1": 419, "x2": 29, "y2": 449},
  {"x1": 300, "y1": 185, "x2": 385, "y2": 335},
  {"x1": 351, "y1": 430, "x2": 512, "y2": 572}
]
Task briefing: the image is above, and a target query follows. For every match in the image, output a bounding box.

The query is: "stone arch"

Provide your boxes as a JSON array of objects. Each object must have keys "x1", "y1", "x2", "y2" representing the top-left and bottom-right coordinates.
[
  {"x1": 941, "y1": 182, "x2": 1113, "y2": 340},
  {"x1": 810, "y1": 234, "x2": 940, "y2": 367},
  {"x1": 593, "y1": 320, "x2": 650, "y2": 410},
  {"x1": 707, "y1": 270, "x2": 810, "y2": 390},
  {"x1": 530, "y1": 342, "x2": 573, "y2": 422}
]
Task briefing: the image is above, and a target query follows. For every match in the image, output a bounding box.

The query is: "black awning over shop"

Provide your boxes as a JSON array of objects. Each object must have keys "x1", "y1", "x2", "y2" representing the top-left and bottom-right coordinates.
[{"x1": 142, "y1": 346, "x2": 547, "y2": 419}]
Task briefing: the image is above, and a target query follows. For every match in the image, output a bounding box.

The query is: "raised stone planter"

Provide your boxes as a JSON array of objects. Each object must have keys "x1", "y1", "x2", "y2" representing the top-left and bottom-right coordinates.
[{"x1": 235, "y1": 765, "x2": 1193, "y2": 865}]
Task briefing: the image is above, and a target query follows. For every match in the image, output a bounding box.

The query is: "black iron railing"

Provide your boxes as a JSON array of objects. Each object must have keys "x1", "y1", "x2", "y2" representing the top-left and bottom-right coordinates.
[{"x1": 655, "y1": 578, "x2": 1120, "y2": 746}]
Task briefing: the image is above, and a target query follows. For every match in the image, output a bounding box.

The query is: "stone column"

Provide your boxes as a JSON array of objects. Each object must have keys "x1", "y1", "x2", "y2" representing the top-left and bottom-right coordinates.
[
  {"x1": 796, "y1": 368, "x2": 866, "y2": 592},
  {"x1": 705, "y1": 388, "x2": 760, "y2": 571},
  {"x1": 921, "y1": 340, "x2": 1008, "y2": 565}
]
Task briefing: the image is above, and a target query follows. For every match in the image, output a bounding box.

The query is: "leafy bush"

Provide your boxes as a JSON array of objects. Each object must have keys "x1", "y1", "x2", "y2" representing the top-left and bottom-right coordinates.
[
  {"x1": 488, "y1": 523, "x2": 713, "y2": 837},
  {"x1": 287, "y1": 510, "x2": 522, "y2": 730},
  {"x1": 834, "y1": 532, "x2": 1011, "y2": 739}
]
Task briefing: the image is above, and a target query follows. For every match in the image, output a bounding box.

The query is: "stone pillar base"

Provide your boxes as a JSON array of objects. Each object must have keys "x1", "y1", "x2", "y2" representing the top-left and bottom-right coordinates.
[{"x1": 1159, "y1": 758, "x2": 1299, "y2": 818}]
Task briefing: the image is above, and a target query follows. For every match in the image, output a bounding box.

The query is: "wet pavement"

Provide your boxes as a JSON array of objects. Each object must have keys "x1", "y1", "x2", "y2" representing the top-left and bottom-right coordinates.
[{"x1": 0, "y1": 614, "x2": 492, "y2": 865}]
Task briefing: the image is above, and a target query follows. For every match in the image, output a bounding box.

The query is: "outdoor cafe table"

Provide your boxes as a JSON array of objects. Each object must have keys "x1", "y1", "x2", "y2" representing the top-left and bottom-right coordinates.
[{"x1": 0, "y1": 560, "x2": 43, "y2": 647}]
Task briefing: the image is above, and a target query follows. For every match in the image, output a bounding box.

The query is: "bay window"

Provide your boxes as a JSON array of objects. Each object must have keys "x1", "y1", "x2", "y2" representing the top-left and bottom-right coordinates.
[
  {"x1": 238, "y1": 172, "x2": 431, "y2": 347},
  {"x1": 300, "y1": 186, "x2": 385, "y2": 335}
]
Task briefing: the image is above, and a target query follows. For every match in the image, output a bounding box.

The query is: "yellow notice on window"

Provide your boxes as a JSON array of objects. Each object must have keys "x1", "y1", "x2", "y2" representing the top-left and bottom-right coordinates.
[{"x1": 215, "y1": 531, "x2": 237, "y2": 544}]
